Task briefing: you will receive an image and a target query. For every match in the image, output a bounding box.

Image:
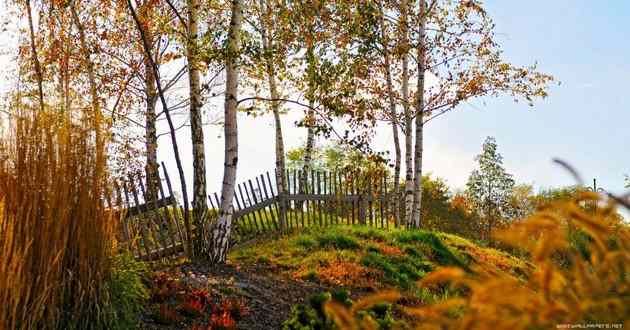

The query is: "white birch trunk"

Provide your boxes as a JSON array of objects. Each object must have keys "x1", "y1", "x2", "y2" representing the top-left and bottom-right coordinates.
[
  {"x1": 144, "y1": 60, "x2": 159, "y2": 202},
  {"x1": 211, "y1": 0, "x2": 242, "y2": 263},
  {"x1": 379, "y1": 2, "x2": 402, "y2": 226},
  {"x1": 186, "y1": 0, "x2": 208, "y2": 257},
  {"x1": 411, "y1": 0, "x2": 426, "y2": 228},
  {"x1": 400, "y1": 0, "x2": 414, "y2": 227},
  {"x1": 259, "y1": 0, "x2": 287, "y2": 229}
]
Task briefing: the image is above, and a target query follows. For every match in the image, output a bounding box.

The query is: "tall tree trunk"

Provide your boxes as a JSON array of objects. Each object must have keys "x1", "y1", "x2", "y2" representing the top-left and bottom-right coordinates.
[
  {"x1": 411, "y1": 0, "x2": 426, "y2": 228},
  {"x1": 378, "y1": 3, "x2": 402, "y2": 227},
  {"x1": 400, "y1": 0, "x2": 414, "y2": 227},
  {"x1": 301, "y1": 42, "x2": 316, "y2": 197},
  {"x1": 259, "y1": 0, "x2": 287, "y2": 229},
  {"x1": 210, "y1": 0, "x2": 242, "y2": 263},
  {"x1": 127, "y1": 0, "x2": 193, "y2": 256},
  {"x1": 144, "y1": 60, "x2": 159, "y2": 202},
  {"x1": 186, "y1": 0, "x2": 208, "y2": 257},
  {"x1": 25, "y1": 0, "x2": 44, "y2": 112},
  {"x1": 303, "y1": 107, "x2": 315, "y2": 176},
  {"x1": 138, "y1": 3, "x2": 160, "y2": 202}
]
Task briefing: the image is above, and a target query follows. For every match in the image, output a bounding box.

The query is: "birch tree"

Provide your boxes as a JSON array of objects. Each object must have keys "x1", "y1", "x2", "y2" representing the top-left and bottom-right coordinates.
[
  {"x1": 399, "y1": 0, "x2": 415, "y2": 227},
  {"x1": 256, "y1": 0, "x2": 288, "y2": 229},
  {"x1": 377, "y1": 0, "x2": 402, "y2": 226},
  {"x1": 411, "y1": 0, "x2": 426, "y2": 228},
  {"x1": 363, "y1": 0, "x2": 553, "y2": 228},
  {"x1": 210, "y1": 0, "x2": 242, "y2": 263},
  {"x1": 185, "y1": 0, "x2": 208, "y2": 257}
]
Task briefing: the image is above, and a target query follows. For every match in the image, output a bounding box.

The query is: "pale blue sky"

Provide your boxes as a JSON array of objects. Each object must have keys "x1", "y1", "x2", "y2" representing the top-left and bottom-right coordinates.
[{"x1": 420, "y1": 0, "x2": 630, "y2": 194}]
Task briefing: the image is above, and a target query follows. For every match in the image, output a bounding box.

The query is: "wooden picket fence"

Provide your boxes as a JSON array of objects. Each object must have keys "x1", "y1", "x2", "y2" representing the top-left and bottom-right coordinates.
[
  {"x1": 116, "y1": 167, "x2": 398, "y2": 262},
  {"x1": 111, "y1": 163, "x2": 188, "y2": 262},
  {"x1": 219, "y1": 169, "x2": 395, "y2": 239}
]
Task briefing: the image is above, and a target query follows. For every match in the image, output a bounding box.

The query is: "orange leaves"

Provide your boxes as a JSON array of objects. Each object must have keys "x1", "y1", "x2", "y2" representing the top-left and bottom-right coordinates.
[{"x1": 294, "y1": 260, "x2": 375, "y2": 287}]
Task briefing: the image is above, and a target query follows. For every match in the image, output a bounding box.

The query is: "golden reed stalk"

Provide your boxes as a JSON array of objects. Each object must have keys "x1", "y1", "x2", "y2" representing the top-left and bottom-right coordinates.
[{"x1": 0, "y1": 108, "x2": 116, "y2": 329}]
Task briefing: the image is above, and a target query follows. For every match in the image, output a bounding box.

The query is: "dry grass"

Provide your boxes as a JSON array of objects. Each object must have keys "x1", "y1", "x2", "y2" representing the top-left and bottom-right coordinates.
[{"x1": 0, "y1": 108, "x2": 116, "y2": 329}]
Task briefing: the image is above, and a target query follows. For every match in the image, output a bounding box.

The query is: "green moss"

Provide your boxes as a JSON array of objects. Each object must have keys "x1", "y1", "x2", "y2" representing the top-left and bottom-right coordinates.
[
  {"x1": 292, "y1": 235, "x2": 318, "y2": 250},
  {"x1": 361, "y1": 251, "x2": 427, "y2": 289},
  {"x1": 316, "y1": 231, "x2": 360, "y2": 250},
  {"x1": 392, "y1": 231, "x2": 468, "y2": 269},
  {"x1": 348, "y1": 226, "x2": 388, "y2": 242}
]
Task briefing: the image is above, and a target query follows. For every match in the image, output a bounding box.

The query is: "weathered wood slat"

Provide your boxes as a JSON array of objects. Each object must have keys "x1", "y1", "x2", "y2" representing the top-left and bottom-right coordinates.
[
  {"x1": 237, "y1": 183, "x2": 258, "y2": 233},
  {"x1": 138, "y1": 176, "x2": 171, "y2": 261},
  {"x1": 127, "y1": 180, "x2": 154, "y2": 260},
  {"x1": 125, "y1": 196, "x2": 176, "y2": 218},
  {"x1": 158, "y1": 175, "x2": 184, "y2": 245},
  {"x1": 233, "y1": 196, "x2": 278, "y2": 219}
]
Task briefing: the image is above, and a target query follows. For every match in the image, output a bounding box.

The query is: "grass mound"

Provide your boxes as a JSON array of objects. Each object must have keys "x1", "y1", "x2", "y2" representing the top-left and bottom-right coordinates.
[{"x1": 230, "y1": 225, "x2": 526, "y2": 290}]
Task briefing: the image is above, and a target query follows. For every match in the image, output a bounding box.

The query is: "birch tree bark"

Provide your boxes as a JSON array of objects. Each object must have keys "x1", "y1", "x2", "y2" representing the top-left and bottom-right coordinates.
[
  {"x1": 411, "y1": 0, "x2": 426, "y2": 228},
  {"x1": 258, "y1": 0, "x2": 287, "y2": 229},
  {"x1": 127, "y1": 0, "x2": 193, "y2": 256},
  {"x1": 378, "y1": 2, "x2": 402, "y2": 227},
  {"x1": 138, "y1": 3, "x2": 160, "y2": 202},
  {"x1": 399, "y1": 0, "x2": 414, "y2": 227},
  {"x1": 210, "y1": 0, "x2": 242, "y2": 263},
  {"x1": 186, "y1": 0, "x2": 208, "y2": 257},
  {"x1": 301, "y1": 37, "x2": 317, "y2": 199},
  {"x1": 144, "y1": 59, "x2": 159, "y2": 202}
]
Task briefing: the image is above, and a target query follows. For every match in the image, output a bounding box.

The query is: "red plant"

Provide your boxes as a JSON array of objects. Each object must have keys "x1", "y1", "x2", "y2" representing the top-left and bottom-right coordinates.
[
  {"x1": 189, "y1": 289, "x2": 211, "y2": 304},
  {"x1": 210, "y1": 310, "x2": 236, "y2": 330},
  {"x1": 179, "y1": 298, "x2": 206, "y2": 318},
  {"x1": 154, "y1": 304, "x2": 180, "y2": 325}
]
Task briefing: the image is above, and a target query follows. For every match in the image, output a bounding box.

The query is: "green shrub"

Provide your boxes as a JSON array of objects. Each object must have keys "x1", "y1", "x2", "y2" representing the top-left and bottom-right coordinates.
[
  {"x1": 102, "y1": 251, "x2": 149, "y2": 329},
  {"x1": 283, "y1": 290, "x2": 396, "y2": 330},
  {"x1": 357, "y1": 302, "x2": 396, "y2": 329}
]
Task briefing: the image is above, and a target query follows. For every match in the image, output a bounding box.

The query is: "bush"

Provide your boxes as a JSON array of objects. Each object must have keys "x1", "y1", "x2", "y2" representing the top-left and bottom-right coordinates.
[{"x1": 102, "y1": 251, "x2": 149, "y2": 329}]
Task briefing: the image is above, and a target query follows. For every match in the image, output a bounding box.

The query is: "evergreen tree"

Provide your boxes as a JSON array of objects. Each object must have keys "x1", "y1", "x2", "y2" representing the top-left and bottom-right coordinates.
[{"x1": 465, "y1": 137, "x2": 515, "y2": 240}]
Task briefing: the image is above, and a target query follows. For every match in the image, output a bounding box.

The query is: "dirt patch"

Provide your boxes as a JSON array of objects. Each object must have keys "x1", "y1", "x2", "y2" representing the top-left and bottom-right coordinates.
[{"x1": 141, "y1": 262, "x2": 369, "y2": 330}]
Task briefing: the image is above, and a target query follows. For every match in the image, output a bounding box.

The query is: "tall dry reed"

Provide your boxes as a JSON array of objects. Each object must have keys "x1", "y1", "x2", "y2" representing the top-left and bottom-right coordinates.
[{"x1": 0, "y1": 108, "x2": 116, "y2": 329}]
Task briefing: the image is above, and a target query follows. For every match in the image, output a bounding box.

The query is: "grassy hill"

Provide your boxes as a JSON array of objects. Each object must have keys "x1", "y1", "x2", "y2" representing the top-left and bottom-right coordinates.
[
  {"x1": 225, "y1": 225, "x2": 531, "y2": 328},
  {"x1": 231, "y1": 225, "x2": 529, "y2": 291}
]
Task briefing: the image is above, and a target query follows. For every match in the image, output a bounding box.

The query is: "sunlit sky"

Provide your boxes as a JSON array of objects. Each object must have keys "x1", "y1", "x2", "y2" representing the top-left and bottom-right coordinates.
[{"x1": 1, "y1": 0, "x2": 628, "y2": 200}]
